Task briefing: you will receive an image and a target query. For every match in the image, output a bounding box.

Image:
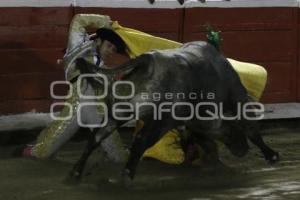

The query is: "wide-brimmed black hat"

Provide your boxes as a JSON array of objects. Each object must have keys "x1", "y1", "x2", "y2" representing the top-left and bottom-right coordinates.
[{"x1": 92, "y1": 28, "x2": 126, "y2": 54}]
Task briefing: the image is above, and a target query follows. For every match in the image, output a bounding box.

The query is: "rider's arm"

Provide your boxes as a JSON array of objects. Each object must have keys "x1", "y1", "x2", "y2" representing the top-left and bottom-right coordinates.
[
  {"x1": 64, "y1": 14, "x2": 112, "y2": 81},
  {"x1": 66, "y1": 14, "x2": 112, "y2": 52}
]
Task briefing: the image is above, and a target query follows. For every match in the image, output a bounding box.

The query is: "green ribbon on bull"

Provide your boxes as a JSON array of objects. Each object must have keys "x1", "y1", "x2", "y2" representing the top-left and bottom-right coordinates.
[{"x1": 206, "y1": 25, "x2": 221, "y2": 52}]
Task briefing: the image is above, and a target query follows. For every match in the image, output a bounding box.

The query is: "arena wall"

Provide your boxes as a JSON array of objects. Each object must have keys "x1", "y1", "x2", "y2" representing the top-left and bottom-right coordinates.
[{"x1": 0, "y1": 0, "x2": 299, "y2": 114}]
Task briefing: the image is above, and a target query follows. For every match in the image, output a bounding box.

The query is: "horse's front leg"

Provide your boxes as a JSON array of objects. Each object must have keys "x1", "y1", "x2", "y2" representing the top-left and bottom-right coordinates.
[
  {"x1": 67, "y1": 129, "x2": 101, "y2": 183},
  {"x1": 122, "y1": 133, "x2": 149, "y2": 187},
  {"x1": 66, "y1": 122, "x2": 117, "y2": 183}
]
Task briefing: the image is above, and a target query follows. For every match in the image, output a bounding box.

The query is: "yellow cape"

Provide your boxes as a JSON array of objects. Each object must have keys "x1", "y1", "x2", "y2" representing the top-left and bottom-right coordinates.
[
  {"x1": 112, "y1": 21, "x2": 181, "y2": 58},
  {"x1": 112, "y1": 21, "x2": 267, "y2": 164}
]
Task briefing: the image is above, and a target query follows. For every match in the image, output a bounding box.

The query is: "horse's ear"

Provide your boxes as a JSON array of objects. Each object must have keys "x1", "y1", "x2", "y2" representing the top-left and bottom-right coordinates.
[
  {"x1": 148, "y1": 0, "x2": 155, "y2": 4},
  {"x1": 178, "y1": 0, "x2": 184, "y2": 5}
]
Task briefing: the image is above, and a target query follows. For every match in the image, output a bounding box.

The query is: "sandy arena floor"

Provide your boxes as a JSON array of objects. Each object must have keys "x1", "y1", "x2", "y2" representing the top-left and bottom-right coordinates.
[{"x1": 0, "y1": 126, "x2": 300, "y2": 200}]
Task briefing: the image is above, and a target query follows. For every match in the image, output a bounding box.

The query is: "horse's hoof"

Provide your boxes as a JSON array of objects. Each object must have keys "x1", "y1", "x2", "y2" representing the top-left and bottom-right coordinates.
[
  {"x1": 63, "y1": 172, "x2": 81, "y2": 185},
  {"x1": 267, "y1": 152, "x2": 279, "y2": 164}
]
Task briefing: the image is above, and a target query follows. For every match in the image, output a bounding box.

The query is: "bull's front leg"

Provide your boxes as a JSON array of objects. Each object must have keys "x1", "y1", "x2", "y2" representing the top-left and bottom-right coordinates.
[
  {"x1": 244, "y1": 120, "x2": 279, "y2": 164},
  {"x1": 231, "y1": 99, "x2": 279, "y2": 164}
]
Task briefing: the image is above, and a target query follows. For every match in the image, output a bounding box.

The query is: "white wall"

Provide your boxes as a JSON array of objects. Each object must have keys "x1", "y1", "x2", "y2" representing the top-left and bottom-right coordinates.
[
  {"x1": 185, "y1": 0, "x2": 298, "y2": 8},
  {"x1": 0, "y1": 0, "x2": 298, "y2": 8}
]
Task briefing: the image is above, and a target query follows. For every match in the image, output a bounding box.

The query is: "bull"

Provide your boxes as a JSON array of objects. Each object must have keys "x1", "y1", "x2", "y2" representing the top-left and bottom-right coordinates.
[{"x1": 68, "y1": 41, "x2": 279, "y2": 185}]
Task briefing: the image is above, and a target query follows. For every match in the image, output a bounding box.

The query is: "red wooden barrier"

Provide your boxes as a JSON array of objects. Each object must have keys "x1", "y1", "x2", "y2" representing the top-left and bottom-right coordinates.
[
  {"x1": 298, "y1": 8, "x2": 300, "y2": 102},
  {"x1": 183, "y1": 7, "x2": 299, "y2": 103},
  {"x1": 74, "y1": 7, "x2": 183, "y2": 41},
  {"x1": 0, "y1": 7, "x2": 72, "y2": 114},
  {"x1": 0, "y1": 6, "x2": 299, "y2": 114}
]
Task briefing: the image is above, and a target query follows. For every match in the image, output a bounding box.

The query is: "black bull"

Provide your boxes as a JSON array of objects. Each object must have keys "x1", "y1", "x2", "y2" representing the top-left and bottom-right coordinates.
[{"x1": 69, "y1": 41, "x2": 279, "y2": 182}]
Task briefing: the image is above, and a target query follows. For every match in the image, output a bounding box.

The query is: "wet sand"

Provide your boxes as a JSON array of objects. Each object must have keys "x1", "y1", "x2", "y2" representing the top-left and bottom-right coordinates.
[{"x1": 0, "y1": 128, "x2": 300, "y2": 200}]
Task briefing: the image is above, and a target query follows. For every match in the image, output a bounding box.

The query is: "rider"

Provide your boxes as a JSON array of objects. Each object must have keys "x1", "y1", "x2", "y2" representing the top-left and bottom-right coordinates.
[{"x1": 14, "y1": 14, "x2": 129, "y2": 163}]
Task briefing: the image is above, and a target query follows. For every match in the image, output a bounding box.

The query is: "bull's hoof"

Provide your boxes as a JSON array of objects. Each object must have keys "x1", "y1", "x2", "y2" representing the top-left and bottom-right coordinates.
[
  {"x1": 266, "y1": 152, "x2": 280, "y2": 164},
  {"x1": 121, "y1": 169, "x2": 134, "y2": 188},
  {"x1": 63, "y1": 171, "x2": 82, "y2": 185}
]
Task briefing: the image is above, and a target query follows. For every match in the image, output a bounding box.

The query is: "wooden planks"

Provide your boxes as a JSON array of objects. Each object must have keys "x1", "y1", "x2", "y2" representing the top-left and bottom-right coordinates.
[
  {"x1": 0, "y1": 49, "x2": 64, "y2": 74},
  {"x1": 0, "y1": 99, "x2": 53, "y2": 114},
  {"x1": 0, "y1": 72, "x2": 65, "y2": 101},
  {"x1": 0, "y1": 7, "x2": 72, "y2": 26},
  {"x1": 0, "y1": 6, "x2": 300, "y2": 114},
  {"x1": 0, "y1": 7, "x2": 71, "y2": 114},
  {"x1": 298, "y1": 7, "x2": 300, "y2": 102},
  {"x1": 183, "y1": 7, "x2": 299, "y2": 103},
  {"x1": 74, "y1": 7, "x2": 183, "y2": 41}
]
